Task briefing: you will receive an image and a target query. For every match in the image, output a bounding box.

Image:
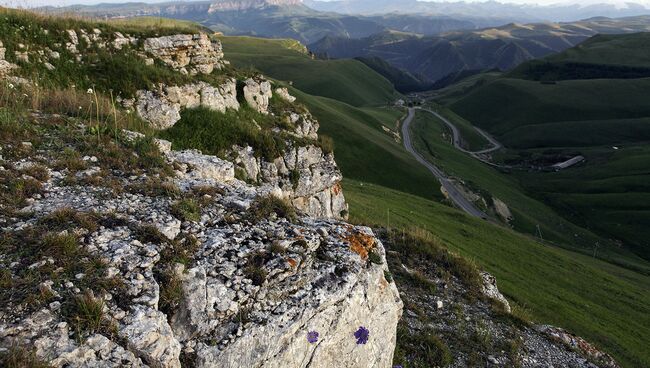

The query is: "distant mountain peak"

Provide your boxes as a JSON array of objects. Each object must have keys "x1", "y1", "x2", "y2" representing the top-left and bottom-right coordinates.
[{"x1": 208, "y1": 0, "x2": 303, "y2": 12}]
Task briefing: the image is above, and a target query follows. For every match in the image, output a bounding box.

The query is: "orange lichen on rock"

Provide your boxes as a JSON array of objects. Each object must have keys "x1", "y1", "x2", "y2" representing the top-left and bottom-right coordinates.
[
  {"x1": 344, "y1": 230, "x2": 376, "y2": 260},
  {"x1": 332, "y1": 182, "x2": 342, "y2": 195}
]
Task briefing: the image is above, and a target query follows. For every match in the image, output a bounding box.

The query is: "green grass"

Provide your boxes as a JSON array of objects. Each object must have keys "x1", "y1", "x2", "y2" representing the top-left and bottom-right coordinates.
[
  {"x1": 344, "y1": 178, "x2": 650, "y2": 368},
  {"x1": 544, "y1": 33, "x2": 650, "y2": 69},
  {"x1": 515, "y1": 145, "x2": 650, "y2": 261},
  {"x1": 450, "y1": 77, "x2": 650, "y2": 136},
  {"x1": 427, "y1": 104, "x2": 491, "y2": 151},
  {"x1": 408, "y1": 111, "x2": 650, "y2": 268},
  {"x1": 219, "y1": 36, "x2": 399, "y2": 107},
  {"x1": 291, "y1": 89, "x2": 443, "y2": 201},
  {"x1": 158, "y1": 106, "x2": 289, "y2": 161}
]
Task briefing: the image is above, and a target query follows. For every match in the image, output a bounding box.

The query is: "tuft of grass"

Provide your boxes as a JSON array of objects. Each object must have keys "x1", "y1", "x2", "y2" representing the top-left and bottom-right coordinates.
[
  {"x1": 39, "y1": 208, "x2": 99, "y2": 233},
  {"x1": 248, "y1": 195, "x2": 297, "y2": 223},
  {"x1": 170, "y1": 198, "x2": 201, "y2": 222},
  {"x1": 384, "y1": 228, "x2": 482, "y2": 294},
  {"x1": 244, "y1": 265, "x2": 268, "y2": 286},
  {"x1": 0, "y1": 344, "x2": 52, "y2": 368},
  {"x1": 64, "y1": 290, "x2": 113, "y2": 340},
  {"x1": 393, "y1": 325, "x2": 453, "y2": 368},
  {"x1": 368, "y1": 250, "x2": 383, "y2": 265}
]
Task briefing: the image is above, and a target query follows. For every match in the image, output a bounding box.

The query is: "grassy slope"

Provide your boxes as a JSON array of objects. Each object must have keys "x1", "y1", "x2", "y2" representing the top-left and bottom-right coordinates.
[
  {"x1": 221, "y1": 34, "x2": 442, "y2": 200},
  {"x1": 410, "y1": 111, "x2": 650, "y2": 271},
  {"x1": 219, "y1": 36, "x2": 399, "y2": 107},
  {"x1": 218, "y1": 34, "x2": 650, "y2": 366},
  {"x1": 449, "y1": 77, "x2": 650, "y2": 136},
  {"x1": 545, "y1": 32, "x2": 650, "y2": 68},
  {"x1": 345, "y1": 178, "x2": 650, "y2": 368},
  {"x1": 291, "y1": 89, "x2": 443, "y2": 200}
]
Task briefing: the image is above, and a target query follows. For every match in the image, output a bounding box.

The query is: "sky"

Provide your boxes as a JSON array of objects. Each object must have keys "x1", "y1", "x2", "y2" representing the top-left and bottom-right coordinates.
[{"x1": 1, "y1": 0, "x2": 648, "y2": 8}]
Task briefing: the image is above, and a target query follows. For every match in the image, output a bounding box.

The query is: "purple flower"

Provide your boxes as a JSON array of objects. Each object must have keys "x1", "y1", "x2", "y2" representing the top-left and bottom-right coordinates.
[
  {"x1": 354, "y1": 326, "x2": 370, "y2": 345},
  {"x1": 307, "y1": 330, "x2": 319, "y2": 344}
]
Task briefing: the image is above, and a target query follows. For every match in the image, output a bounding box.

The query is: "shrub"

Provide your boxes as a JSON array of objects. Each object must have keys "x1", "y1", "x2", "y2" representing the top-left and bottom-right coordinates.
[{"x1": 385, "y1": 228, "x2": 482, "y2": 294}]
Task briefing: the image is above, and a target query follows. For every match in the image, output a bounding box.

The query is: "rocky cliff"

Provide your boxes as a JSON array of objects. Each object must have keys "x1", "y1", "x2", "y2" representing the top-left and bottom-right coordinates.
[
  {"x1": 0, "y1": 123, "x2": 402, "y2": 367},
  {"x1": 0, "y1": 15, "x2": 397, "y2": 367}
]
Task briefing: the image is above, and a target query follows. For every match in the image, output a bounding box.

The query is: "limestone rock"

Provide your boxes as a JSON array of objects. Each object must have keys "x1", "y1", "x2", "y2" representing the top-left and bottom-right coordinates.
[
  {"x1": 169, "y1": 149, "x2": 236, "y2": 182},
  {"x1": 143, "y1": 33, "x2": 224, "y2": 76},
  {"x1": 121, "y1": 306, "x2": 181, "y2": 368},
  {"x1": 275, "y1": 87, "x2": 296, "y2": 103},
  {"x1": 243, "y1": 78, "x2": 273, "y2": 114},
  {"x1": 135, "y1": 89, "x2": 181, "y2": 130},
  {"x1": 135, "y1": 80, "x2": 239, "y2": 129},
  {"x1": 0, "y1": 40, "x2": 17, "y2": 76},
  {"x1": 480, "y1": 271, "x2": 511, "y2": 313},
  {"x1": 182, "y1": 226, "x2": 402, "y2": 368}
]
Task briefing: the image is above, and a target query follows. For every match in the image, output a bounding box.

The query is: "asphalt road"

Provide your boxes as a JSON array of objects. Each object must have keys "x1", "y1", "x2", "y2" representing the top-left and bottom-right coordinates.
[{"x1": 401, "y1": 108, "x2": 488, "y2": 219}]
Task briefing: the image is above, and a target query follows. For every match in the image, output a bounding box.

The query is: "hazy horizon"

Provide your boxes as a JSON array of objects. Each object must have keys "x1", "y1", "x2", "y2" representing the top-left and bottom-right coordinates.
[{"x1": 3, "y1": 0, "x2": 650, "y2": 9}]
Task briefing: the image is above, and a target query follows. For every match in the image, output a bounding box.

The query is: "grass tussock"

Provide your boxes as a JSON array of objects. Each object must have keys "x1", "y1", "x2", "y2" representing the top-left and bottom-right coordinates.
[
  {"x1": 170, "y1": 198, "x2": 201, "y2": 222},
  {"x1": 0, "y1": 343, "x2": 52, "y2": 368},
  {"x1": 394, "y1": 325, "x2": 453, "y2": 368},
  {"x1": 0, "y1": 211, "x2": 128, "y2": 315},
  {"x1": 248, "y1": 195, "x2": 297, "y2": 223},
  {"x1": 384, "y1": 228, "x2": 482, "y2": 294}
]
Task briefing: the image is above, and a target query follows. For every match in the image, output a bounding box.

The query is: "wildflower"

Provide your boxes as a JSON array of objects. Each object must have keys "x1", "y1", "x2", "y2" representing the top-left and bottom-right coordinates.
[
  {"x1": 8, "y1": 83, "x2": 14, "y2": 89},
  {"x1": 87, "y1": 88, "x2": 94, "y2": 94},
  {"x1": 306, "y1": 331, "x2": 319, "y2": 344},
  {"x1": 78, "y1": 106, "x2": 83, "y2": 110},
  {"x1": 354, "y1": 326, "x2": 369, "y2": 345}
]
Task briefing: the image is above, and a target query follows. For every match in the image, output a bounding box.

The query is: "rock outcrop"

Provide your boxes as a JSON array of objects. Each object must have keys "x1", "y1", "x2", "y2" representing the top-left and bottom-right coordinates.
[
  {"x1": 243, "y1": 77, "x2": 273, "y2": 114},
  {"x1": 134, "y1": 80, "x2": 239, "y2": 129},
  {"x1": 0, "y1": 41, "x2": 18, "y2": 76},
  {"x1": 231, "y1": 142, "x2": 348, "y2": 220},
  {"x1": 143, "y1": 34, "x2": 225, "y2": 76},
  {"x1": 0, "y1": 120, "x2": 401, "y2": 368}
]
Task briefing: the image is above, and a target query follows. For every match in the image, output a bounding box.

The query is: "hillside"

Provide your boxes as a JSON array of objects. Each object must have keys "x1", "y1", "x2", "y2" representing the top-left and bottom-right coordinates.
[
  {"x1": 445, "y1": 32, "x2": 650, "y2": 262},
  {"x1": 1, "y1": 8, "x2": 649, "y2": 368},
  {"x1": 40, "y1": 1, "x2": 492, "y2": 45},
  {"x1": 218, "y1": 36, "x2": 399, "y2": 106},
  {"x1": 309, "y1": 16, "x2": 650, "y2": 83}
]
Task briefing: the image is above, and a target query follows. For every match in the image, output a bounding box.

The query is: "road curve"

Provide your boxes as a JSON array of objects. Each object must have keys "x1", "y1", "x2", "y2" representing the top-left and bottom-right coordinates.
[
  {"x1": 401, "y1": 108, "x2": 488, "y2": 219},
  {"x1": 418, "y1": 108, "x2": 502, "y2": 155}
]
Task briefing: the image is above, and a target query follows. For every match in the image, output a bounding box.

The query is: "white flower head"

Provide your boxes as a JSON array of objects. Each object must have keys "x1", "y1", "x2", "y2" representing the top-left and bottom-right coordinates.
[
  {"x1": 87, "y1": 88, "x2": 94, "y2": 94},
  {"x1": 8, "y1": 83, "x2": 14, "y2": 89}
]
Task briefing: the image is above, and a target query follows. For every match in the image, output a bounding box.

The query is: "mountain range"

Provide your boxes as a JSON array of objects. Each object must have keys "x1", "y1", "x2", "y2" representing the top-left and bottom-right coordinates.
[
  {"x1": 310, "y1": 16, "x2": 650, "y2": 83},
  {"x1": 305, "y1": 0, "x2": 650, "y2": 22}
]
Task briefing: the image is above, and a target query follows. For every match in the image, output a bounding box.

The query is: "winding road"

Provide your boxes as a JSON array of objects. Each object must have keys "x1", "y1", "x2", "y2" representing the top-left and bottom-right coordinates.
[
  {"x1": 401, "y1": 108, "x2": 488, "y2": 219},
  {"x1": 418, "y1": 108, "x2": 502, "y2": 156}
]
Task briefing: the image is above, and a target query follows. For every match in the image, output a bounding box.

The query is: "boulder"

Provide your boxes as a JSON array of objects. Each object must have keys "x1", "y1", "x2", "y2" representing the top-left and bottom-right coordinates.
[
  {"x1": 243, "y1": 78, "x2": 273, "y2": 114},
  {"x1": 121, "y1": 306, "x2": 182, "y2": 368},
  {"x1": 143, "y1": 33, "x2": 224, "y2": 76}
]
